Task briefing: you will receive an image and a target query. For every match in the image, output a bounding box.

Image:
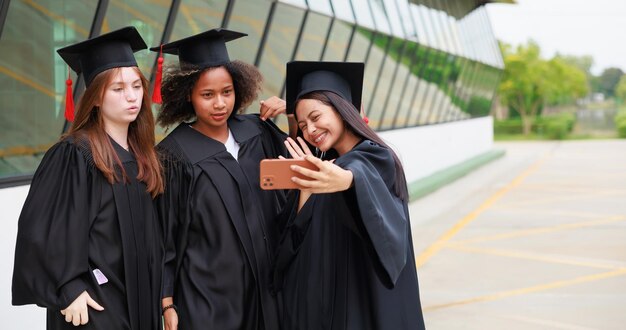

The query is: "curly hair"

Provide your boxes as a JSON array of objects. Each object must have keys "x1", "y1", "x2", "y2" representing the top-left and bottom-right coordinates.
[{"x1": 157, "y1": 60, "x2": 263, "y2": 128}]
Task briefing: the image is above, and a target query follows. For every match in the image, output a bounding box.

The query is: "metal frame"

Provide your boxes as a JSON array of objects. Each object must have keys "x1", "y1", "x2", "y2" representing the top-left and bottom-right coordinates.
[
  {"x1": 221, "y1": 0, "x2": 236, "y2": 28},
  {"x1": 0, "y1": 174, "x2": 33, "y2": 189},
  {"x1": 254, "y1": 1, "x2": 278, "y2": 67},
  {"x1": 364, "y1": 34, "x2": 391, "y2": 120},
  {"x1": 0, "y1": 0, "x2": 11, "y2": 37},
  {"x1": 377, "y1": 39, "x2": 408, "y2": 129}
]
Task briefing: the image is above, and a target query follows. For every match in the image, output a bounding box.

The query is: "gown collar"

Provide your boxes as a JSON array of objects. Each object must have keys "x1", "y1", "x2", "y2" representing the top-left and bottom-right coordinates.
[{"x1": 169, "y1": 114, "x2": 262, "y2": 164}]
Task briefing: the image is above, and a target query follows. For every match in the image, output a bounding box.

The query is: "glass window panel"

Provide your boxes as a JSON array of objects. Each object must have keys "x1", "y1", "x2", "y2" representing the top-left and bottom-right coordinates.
[
  {"x1": 102, "y1": 0, "x2": 172, "y2": 76},
  {"x1": 322, "y1": 21, "x2": 352, "y2": 61},
  {"x1": 346, "y1": 27, "x2": 372, "y2": 62},
  {"x1": 395, "y1": 0, "x2": 417, "y2": 41},
  {"x1": 279, "y1": 0, "x2": 307, "y2": 10},
  {"x1": 329, "y1": 0, "x2": 355, "y2": 23},
  {"x1": 295, "y1": 12, "x2": 332, "y2": 60},
  {"x1": 307, "y1": 0, "x2": 333, "y2": 16},
  {"x1": 414, "y1": 4, "x2": 434, "y2": 48},
  {"x1": 378, "y1": 41, "x2": 413, "y2": 130},
  {"x1": 381, "y1": 0, "x2": 404, "y2": 38},
  {"x1": 170, "y1": 1, "x2": 227, "y2": 39},
  {"x1": 0, "y1": 0, "x2": 98, "y2": 179},
  {"x1": 257, "y1": 3, "x2": 304, "y2": 100},
  {"x1": 350, "y1": 0, "x2": 376, "y2": 29},
  {"x1": 226, "y1": 0, "x2": 273, "y2": 64},
  {"x1": 367, "y1": 0, "x2": 391, "y2": 35},
  {"x1": 405, "y1": 46, "x2": 430, "y2": 127},
  {"x1": 361, "y1": 32, "x2": 389, "y2": 122},
  {"x1": 392, "y1": 43, "x2": 421, "y2": 128},
  {"x1": 370, "y1": 38, "x2": 404, "y2": 130}
]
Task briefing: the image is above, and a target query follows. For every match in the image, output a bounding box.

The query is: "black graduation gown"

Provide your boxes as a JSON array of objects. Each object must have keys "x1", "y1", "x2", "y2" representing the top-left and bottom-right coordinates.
[
  {"x1": 273, "y1": 140, "x2": 426, "y2": 330},
  {"x1": 12, "y1": 137, "x2": 163, "y2": 330},
  {"x1": 157, "y1": 114, "x2": 287, "y2": 330}
]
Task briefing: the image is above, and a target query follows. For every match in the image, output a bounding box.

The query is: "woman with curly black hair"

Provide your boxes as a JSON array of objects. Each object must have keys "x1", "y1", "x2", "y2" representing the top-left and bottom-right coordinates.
[{"x1": 150, "y1": 29, "x2": 291, "y2": 330}]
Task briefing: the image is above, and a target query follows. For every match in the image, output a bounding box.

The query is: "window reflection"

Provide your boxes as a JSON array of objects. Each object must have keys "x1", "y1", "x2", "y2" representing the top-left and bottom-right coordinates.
[{"x1": 0, "y1": 0, "x2": 97, "y2": 179}]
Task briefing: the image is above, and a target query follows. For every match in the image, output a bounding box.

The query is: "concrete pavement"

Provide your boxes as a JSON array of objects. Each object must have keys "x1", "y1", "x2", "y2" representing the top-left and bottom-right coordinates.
[{"x1": 410, "y1": 140, "x2": 626, "y2": 330}]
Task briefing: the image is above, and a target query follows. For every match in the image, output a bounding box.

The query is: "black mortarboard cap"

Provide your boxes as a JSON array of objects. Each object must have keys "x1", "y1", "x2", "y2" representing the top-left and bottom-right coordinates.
[
  {"x1": 150, "y1": 28, "x2": 247, "y2": 68},
  {"x1": 286, "y1": 61, "x2": 364, "y2": 115},
  {"x1": 57, "y1": 26, "x2": 147, "y2": 86}
]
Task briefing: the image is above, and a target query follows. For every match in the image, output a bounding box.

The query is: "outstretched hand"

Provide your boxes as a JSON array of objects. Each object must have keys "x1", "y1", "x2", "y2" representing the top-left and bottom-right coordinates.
[
  {"x1": 259, "y1": 96, "x2": 286, "y2": 120},
  {"x1": 60, "y1": 291, "x2": 104, "y2": 326},
  {"x1": 291, "y1": 155, "x2": 353, "y2": 194},
  {"x1": 283, "y1": 137, "x2": 313, "y2": 159}
]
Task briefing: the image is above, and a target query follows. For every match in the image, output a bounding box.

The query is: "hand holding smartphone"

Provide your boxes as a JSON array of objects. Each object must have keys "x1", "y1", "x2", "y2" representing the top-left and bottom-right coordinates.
[{"x1": 260, "y1": 158, "x2": 318, "y2": 190}]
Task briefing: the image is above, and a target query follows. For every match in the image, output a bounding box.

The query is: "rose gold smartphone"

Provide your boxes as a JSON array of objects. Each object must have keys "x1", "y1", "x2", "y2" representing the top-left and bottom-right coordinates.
[{"x1": 260, "y1": 159, "x2": 318, "y2": 190}]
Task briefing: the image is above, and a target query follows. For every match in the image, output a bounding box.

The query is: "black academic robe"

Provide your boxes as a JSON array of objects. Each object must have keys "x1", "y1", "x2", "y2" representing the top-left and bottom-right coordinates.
[
  {"x1": 273, "y1": 140, "x2": 426, "y2": 330},
  {"x1": 157, "y1": 114, "x2": 287, "y2": 330},
  {"x1": 12, "y1": 137, "x2": 163, "y2": 330}
]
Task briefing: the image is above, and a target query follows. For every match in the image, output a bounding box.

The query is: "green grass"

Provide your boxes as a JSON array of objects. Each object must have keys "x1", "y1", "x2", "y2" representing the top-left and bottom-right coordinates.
[{"x1": 495, "y1": 132, "x2": 618, "y2": 141}]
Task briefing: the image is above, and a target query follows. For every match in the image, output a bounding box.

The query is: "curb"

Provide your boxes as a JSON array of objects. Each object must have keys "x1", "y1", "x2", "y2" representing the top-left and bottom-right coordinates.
[{"x1": 408, "y1": 149, "x2": 506, "y2": 202}]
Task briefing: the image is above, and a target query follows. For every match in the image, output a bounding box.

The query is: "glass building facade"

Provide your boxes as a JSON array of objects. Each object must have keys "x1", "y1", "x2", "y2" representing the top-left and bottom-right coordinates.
[{"x1": 0, "y1": 0, "x2": 504, "y2": 186}]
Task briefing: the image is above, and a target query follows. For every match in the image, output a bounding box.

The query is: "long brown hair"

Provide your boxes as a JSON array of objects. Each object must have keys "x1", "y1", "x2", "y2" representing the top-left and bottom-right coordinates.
[
  {"x1": 296, "y1": 91, "x2": 408, "y2": 201},
  {"x1": 67, "y1": 67, "x2": 164, "y2": 197}
]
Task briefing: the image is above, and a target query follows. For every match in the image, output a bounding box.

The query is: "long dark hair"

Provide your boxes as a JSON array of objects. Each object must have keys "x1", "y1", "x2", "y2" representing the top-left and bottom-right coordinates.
[
  {"x1": 157, "y1": 60, "x2": 262, "y2": 128},
  {"x1": 296, "y1": 91, "x2": 408, "y2": 201},
  {"x1": 67, "y1": 67, "x2": 164, "y2": 197}
]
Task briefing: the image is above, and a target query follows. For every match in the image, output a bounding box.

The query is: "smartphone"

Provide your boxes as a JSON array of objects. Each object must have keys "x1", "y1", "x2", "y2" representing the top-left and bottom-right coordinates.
[{"x1": 260, "y1": 158, "x2": 318, "y2": 190}]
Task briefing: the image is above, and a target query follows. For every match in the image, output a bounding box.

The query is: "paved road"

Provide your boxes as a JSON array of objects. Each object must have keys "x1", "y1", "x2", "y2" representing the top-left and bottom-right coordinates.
[{"x1": 410, "y1": 140, "x2": 626, "y2": 330}]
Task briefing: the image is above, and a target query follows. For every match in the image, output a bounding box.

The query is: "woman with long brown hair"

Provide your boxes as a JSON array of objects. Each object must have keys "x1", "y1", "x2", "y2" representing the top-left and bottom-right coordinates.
[
  {"x1": 273, "y1": 61, "x2": 426, "y2": 329},
  {"x1": 12, "y1": 27, "x2": 164, "y2": 330}
]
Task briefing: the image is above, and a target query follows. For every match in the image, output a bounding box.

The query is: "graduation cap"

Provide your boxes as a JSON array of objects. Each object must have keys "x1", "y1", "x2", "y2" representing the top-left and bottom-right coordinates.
[
  {"x1": 285, "y1": 61, "x2": 365, "y2": 118},
  {"x1": 57, "y1": 26, "x2": 147, "y2": 121},
  {"x1": 149, "y1": 28, "x2": 247, "y2": 103}
]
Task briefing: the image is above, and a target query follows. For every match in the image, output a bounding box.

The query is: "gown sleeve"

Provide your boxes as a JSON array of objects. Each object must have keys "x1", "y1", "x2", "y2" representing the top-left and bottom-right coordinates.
[
  {"x1": 12, "y1": 140, "x2": 95, "y2": 310},
  {"x1": 156, "y1": 143, "x2": 193, "y2": 298},
  {"x1": 255, "y1": 114, "x2": 288, "y2": 159},
  {"x1": 337, "y1": 142, "x2": 409, "y2": 287}
]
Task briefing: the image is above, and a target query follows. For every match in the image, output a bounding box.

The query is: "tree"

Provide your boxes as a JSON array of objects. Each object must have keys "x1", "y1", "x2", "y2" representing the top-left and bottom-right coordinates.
[
  {"x1": 597, "y1": 67, "x2": 624, "y2": 97},
  {"x1": 615, "y1": 75, "x2": 626, "y2": 103},
  {"x1": 498, "y1": 41, "x2": 548, "y2": 134},
  {"x1": 497, "y1": 40, "x2": 589, "y2": 135}
]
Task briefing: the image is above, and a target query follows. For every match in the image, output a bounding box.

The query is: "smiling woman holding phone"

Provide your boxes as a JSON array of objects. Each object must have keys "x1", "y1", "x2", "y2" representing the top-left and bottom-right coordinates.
[{"x1": 273, "y1": 61, "x2": 426, "y2": 330}]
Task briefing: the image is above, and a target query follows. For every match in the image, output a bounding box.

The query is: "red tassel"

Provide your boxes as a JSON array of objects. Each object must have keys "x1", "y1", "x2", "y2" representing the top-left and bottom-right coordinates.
[
  {"x1": 152, "y1": 45, "x2": 164, "y2": 104},
  {"x1": 363, "y1": 116, "x2": 369, "y2": 125},
  {"x1": 65, "y1": 68, "x2": 75, "y2": 122}
]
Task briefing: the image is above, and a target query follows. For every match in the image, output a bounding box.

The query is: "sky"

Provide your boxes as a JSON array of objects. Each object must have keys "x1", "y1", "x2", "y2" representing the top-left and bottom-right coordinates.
[{"x1": 486, "y1": 0, "x2": 626, "y2": 75}]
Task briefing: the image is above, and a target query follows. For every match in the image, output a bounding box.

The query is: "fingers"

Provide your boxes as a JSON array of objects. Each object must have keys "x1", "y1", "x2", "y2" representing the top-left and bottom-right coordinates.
[
  {"x1": 278, "y1": 155, "x2": 286, "y2": 159},
  {"x1": 304, "y1": 155, "x2": 325, "y2": 167},
  {"x1": 296, "y1": 137, "x2": 313, "y2": 155},
  {"x1": 259, "y1": 97, "x2": 286, "y2": 120},
  {"x1": 79, "y1": 307, "x2": 89, "y2": 325},
  {"x1": 284, "y1": 138, "x2": 306, "y2": 159},
  {"x1": 87, "y1": 296, "x2": 105, "y2": 311},
  {"x1": 291, "y1": 165, "x2": 323, "y2": 180}
]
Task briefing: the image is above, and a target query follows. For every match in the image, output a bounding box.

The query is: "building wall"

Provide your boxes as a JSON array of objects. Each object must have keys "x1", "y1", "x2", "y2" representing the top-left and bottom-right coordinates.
[{"x1": 0, "y1": 0, "x2": 502, "y2": 184}]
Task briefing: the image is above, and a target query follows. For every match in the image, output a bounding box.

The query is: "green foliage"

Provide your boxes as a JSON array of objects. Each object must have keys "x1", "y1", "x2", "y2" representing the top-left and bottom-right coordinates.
[
  {"x1": 544, "y1": 119, "x2": 569, "y2": 139},
  {"x1": 616, "y1": 111, "x2": 626, "y2": 138},
  {"x1": 615, "y1": 75, "x2": 626, "y2": 102},
  {"x1": 597, "y1": 67, "x2": 624, "y2": 97},
  {"x1": 467, "y1": 96, "x2": 492, "y2": 117},
  {"x1": 497, "y1": 41, "x2": 589, "y2": 134},
  {"x1": 494, "y1": 112, "x2": 576, "y2": 140}
]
